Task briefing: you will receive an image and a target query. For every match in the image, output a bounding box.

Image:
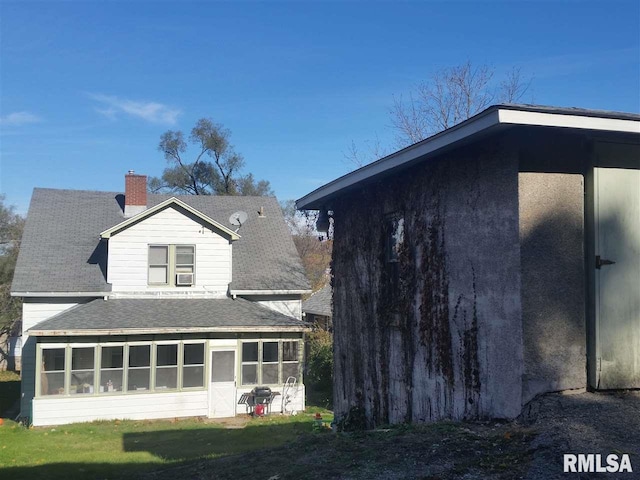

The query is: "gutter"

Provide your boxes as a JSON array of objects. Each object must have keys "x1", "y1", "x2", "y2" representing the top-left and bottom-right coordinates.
[
  {"x1": 27, "y1": 325, "x2": 311, "y2": 336},
  {"x1": 230, "y1": 289, "x2": 312, "y2": 298},
  {"x1": 12, "y1": 291, "x2": 111, "y2": 298}
]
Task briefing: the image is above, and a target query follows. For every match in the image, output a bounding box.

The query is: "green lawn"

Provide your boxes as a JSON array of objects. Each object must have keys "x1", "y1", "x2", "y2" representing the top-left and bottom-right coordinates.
[{"x1": 0, "y1": 410, "x2": 333, "y2": 480}]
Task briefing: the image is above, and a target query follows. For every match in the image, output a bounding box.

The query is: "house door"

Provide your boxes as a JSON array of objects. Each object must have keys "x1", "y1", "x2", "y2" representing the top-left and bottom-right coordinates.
[
  {"x1": 209, "y1": 350, "x2": 236, "y2": 418},
  {"x1": 594, "y1": 167, "x2": 640, "y2": 389}
]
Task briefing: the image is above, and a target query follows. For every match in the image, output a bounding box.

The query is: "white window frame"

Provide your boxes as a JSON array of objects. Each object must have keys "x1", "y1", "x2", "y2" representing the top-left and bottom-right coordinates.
[
  {"x1": 154, "y1": 341, "x2": 179, "y2": 391},
  {"x1": 182, "y1": 341, "x2": 206, "y2": 389},
  {"x1": 38, "y1": 344, "x2": 68, "y2": 397},
  {"x1": 69, "y1": 345, "x2": 96, "y2": 395},
  {"x1": 240, "y1": 339, "x2": 303, "y2": 386},
  {"x1": 36, "y1": 340, "x2": 208, "y2": 398},
  {"x1": 99, "y1": 342, "x2": 126, "y2": 394},
  {"x1": 148, "y1": 244, "x2": 196, "y2": 287},
  {"x1": 282, "y1": 340, "x2": 301, "y2": 382}
]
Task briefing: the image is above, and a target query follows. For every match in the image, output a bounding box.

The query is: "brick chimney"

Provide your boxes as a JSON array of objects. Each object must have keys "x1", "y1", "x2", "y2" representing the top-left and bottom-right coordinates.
[{"x1": 124, "y1": 170, "x2": 147, "y2": 217}]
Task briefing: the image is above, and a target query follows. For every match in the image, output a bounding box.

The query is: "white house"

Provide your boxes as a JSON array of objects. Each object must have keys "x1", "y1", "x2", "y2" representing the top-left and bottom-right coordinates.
[{"x1": 12, "y1": 172, "x2": 311, "y2": 426}]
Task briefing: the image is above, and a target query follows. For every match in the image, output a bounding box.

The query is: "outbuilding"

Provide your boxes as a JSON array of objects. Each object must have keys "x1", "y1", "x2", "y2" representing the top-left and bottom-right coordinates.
[{"x1": 297, "y1": 104, "x2": 640, "y2": 427}]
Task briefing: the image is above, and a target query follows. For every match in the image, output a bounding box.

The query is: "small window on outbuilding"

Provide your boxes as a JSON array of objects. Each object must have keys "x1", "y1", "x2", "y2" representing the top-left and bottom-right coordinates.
[{"x1": 386, "y1": 214, "x2": 404, "y2": 263}]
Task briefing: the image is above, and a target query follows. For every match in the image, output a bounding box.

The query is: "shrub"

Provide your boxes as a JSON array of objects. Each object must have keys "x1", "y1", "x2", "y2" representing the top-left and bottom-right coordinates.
[{"x1": 305, "y1": 329, "x2": 333, "y2": 408}]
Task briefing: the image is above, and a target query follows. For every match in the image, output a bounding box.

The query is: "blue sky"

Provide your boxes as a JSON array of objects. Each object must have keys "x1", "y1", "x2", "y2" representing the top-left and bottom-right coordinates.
[{"x1": 1, "y1": 1, "x2": 639, "y2": 214}]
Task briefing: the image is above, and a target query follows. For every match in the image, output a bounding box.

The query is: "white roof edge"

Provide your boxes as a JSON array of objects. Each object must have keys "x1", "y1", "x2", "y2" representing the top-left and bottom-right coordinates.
[
  {"x1": 12, "y1": 291, "x2": 110, "y2": 297},
  {"x1": 230, "y1": 289, "x2": 312, "y2": 295},
  {"x1": 297, "y1": 105, "x2": 640, "y2": 210},
  {"x1": 497, "y1": 109, "x2": 640, "y2": 133},
  {"x1": 302, "y1": 308, "x2": 332, "y2": 317},
  {"x1": 27, "y1": 325, "x2": 311, "y2": 336},
  {"x1": 100, "y1": 196, "x2": 240, "y2": 240}
]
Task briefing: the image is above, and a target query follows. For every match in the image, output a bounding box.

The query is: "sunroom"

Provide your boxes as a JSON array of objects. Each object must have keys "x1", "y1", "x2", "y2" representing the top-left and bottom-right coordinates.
[{"x1": 25, "y1": 298, "x2": 308, "y2": 426}]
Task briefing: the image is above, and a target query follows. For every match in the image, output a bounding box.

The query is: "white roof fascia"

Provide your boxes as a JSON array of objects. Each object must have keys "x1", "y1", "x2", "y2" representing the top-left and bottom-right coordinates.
[
  {"x1": 12, "y1": 291, "x2": 111, "y2": 297},
  {"x1": 27, "y1": 325, "x2": 311, "y2": 336},
  {"x1": 296, "y1": 109, "x2": 501, "y2": 210},
  {"x1": 229, "y1": 289, "x2": 312, "y2": 296},
  {"x1": 302, "y1": 308, "x2": 332, "y2": 317},
  {"x1": 497, "y1": 109, "x2": 640, "y2": 133},
  {"x1": 100, "y1": 197, "x2": 240, "y2": 240}
]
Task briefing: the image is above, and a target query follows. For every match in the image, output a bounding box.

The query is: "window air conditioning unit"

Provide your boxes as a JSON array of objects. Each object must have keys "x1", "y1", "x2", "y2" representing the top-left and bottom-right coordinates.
[{"x1": 176, "y1": 273, "x2": 194, "y2": 286}]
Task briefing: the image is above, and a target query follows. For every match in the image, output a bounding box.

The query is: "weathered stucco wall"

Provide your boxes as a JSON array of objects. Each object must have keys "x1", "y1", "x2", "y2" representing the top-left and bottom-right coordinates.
[
  {"x1": 331, "y1": 141, "x2": 523, "y2": 427},
  {"x1": 519, "y1": 173, "x2": 586, "y2": 403}
]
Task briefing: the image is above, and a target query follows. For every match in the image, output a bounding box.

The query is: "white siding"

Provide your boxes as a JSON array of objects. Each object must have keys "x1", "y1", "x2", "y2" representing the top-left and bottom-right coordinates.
[
  {"x1": 21, "y1": 297, "x2": 89, "y2": 419},
  {"x1": 32, "y1": 391, "x2": 208, "y2": 426},
  {"x1": 242, "y1": 297, "x2": 302, "y2": 320},
  {"x1": 22, "y1": 298, "x2": 88, "y2": 333},
  {"x1": 108, "y1": 207, "x2": 232, "y2": 295}
]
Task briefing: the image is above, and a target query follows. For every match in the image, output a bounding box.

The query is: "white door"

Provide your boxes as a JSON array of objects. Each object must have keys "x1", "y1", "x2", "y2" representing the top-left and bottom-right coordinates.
[
  {"x1": 209, "y1": 350, "x2": 236, "y2": 418},
  {"x1": 594, "y1": 167, "x2": 640, "y2": 389}
]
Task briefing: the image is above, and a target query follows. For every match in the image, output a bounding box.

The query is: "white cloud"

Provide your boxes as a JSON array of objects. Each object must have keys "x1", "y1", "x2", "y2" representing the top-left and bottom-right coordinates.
[
  {"x1": 0, "y1": 111, "x2": 42, "y2": 127},
  {"x1": 89, "y1": 94, "x2": 181, "y2": 125}
]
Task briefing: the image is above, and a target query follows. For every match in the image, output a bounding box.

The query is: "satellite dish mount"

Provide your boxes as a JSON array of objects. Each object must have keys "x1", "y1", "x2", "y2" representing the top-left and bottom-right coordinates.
[{"x1": 229, "y1": 211, "x2": 248, "y2": 232}]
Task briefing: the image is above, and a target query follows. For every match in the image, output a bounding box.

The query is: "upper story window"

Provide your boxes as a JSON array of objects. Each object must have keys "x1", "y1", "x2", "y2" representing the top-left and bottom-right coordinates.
[{"x1": 148, "y1": 245, "x2": 195, "y2": 286}]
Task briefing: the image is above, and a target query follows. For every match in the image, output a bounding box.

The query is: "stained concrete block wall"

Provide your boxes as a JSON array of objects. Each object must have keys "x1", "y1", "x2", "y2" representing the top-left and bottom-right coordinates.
[
  {"x1": 519, "y1": 172, "x2": 586, "y2": 403},
  {"x1": 331, "y1": 141, "x2": 524, "y2": 427}
]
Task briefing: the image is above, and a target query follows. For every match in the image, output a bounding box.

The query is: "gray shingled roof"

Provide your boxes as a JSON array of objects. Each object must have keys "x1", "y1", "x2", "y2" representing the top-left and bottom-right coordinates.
[
  {"x1": 302, "y1": 283, "x2": 332, "y2": 317},
  {"x1": 12, "y1": 189, "x2": 310, "y2": 293},
  {"x1": 28, "y1": 297, "x2": 308, "y2": 335}
]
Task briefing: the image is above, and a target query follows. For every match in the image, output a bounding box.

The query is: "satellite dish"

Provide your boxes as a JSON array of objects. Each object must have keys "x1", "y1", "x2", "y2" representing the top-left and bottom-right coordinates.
[{"x1": 229, "y1": 211, "x2": 248, "y2": 228}]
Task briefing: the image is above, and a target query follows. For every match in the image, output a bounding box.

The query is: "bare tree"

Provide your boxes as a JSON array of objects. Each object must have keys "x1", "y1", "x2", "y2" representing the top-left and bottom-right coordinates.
[
  {"x1": 391, "y1": 62, "x2": 532, "y2": 146},
  {"x1": 281, "y1": 200, "x2": 332, "y2": 292},
  {"x1": 343, "y1": 136, "x2": 389, "y2": 169},
  {"x1": 149, "y1": 118, "x2": 273, "y2": 196}
]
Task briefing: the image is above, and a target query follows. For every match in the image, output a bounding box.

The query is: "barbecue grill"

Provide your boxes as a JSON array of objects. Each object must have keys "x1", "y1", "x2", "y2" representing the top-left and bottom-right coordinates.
[{"x1": 238, "y1": 386, "x2": 280, "y2": 416}]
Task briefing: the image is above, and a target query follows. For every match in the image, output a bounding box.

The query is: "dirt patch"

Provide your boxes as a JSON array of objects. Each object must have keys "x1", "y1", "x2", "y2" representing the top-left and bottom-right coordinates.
[
  {"x1": 139, "y1": 391, "x2": 640, "y2": 479},
  {"x1": 203, "y1": 415, "x2": 252, "y2": 429}
]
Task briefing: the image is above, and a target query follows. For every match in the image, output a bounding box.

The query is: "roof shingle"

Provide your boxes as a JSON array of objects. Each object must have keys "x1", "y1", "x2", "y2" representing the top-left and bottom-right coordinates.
[
  {"x1": 12, "y1": 189, "x2": 309, "y2": 293},
  {"x1": 28, "y1": 297, "x2": 309, "y2": 335}
]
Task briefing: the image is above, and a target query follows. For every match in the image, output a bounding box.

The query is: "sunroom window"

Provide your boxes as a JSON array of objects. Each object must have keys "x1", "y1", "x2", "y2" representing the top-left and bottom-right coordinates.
[
  {"x1": 38, "y1": 341, "x2": 208, "y2": 398},
  {"x1": 41, "y1": 348, "x2": 65, "y2": 396},
  {"x1": 70, "y1": 347, "x2": 95, "y2": 395},
  {"x1": 241, "y1": 340, "x2": 302, "y2": 386},
  {"x1": 155, "y1": 344, "x2": 178, "y2": 390},
  {"x1": 100, "y1": 346, "x2": 123, "y2": 393},
  {"x1": 183, "y1": 343, "x2": 205, "y2": 388},
  {"x1": 262, "y1": 342, "x2": 279, "y2": 384},
  {"x1": 241, "y1": 342, "x2": 259, "y2": 385},
  {"x1": 282, "y1": 341, "x2": 300, "y2": 381},
  {"x1": 127, "y1": 345, "x2": 151, "y2": 391}
]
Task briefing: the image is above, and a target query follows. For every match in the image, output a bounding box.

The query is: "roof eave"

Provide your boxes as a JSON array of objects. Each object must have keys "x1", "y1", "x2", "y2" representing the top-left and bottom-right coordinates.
[
  {"x1": 27, "y1": 325, "x2": 311, "y2": 336},
  {"x1": 230, "y1": 289, "x2": 312, "y2": 296},
  {"x1": 12, "y1": 291, "x2": 111, "y2": 297},
  {"x1": 296, "y1": 105, "x2": 640, "y2": 210},
  {"x1": 303, "y1": 309, "x2": 332, "y2": 317}
]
